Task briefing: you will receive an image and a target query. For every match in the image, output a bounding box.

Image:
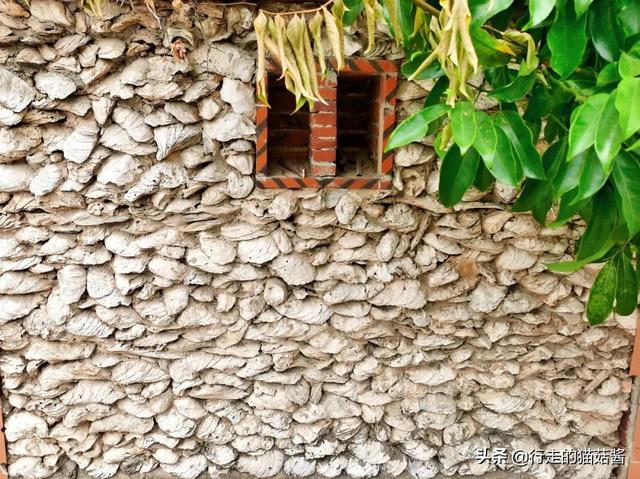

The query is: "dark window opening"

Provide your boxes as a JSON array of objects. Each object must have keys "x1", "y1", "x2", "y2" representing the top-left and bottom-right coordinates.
[
  {"x1": 336, "y1": 75, "x2": 380, "y2": 177},
  {"x1": 266, "y1": 75, "x2": 311, "y2": 177}
]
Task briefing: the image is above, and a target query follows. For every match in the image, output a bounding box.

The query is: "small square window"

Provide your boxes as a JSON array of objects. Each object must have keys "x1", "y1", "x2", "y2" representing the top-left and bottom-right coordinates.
[
  {"x1": 256, "y1": 58, "x2": 397, "y2": 190},
  {"x1": 336, "y1": 74, "x2": 380, "y2": 177},
  {"x1": 266, "y1": 75, "x2": 311, "y2": 177}
]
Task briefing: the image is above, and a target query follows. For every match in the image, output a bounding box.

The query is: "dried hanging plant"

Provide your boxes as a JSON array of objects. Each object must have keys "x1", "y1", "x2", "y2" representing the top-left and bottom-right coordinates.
[
  {"x1": 406, "y1": 0, "x2": 478, "y2": 104},
  {"x1": 255, "y1": 0, "x2": 379, "y2": 109}
]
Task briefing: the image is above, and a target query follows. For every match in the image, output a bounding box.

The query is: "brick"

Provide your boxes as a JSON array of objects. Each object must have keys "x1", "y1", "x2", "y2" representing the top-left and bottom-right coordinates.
[
  {"x1": 318, "y1": 86, "x2": 338, "y2": 100},
  {"x1": 310, "y1": 137, "x2": 336, "y2": 149},
  {"x1": 0, "y1": 432, "x2": 5, "y2": 465},
  {"x1": 311, "y1": 162, "x2": 336, "y2": 177},
  {"x1": 311, "y1": 113, "x2": 337, "y2": 127},
  {"x1": 375, "y1": 59, "x2": 399, "y2": 72},
  {"x1": 313, "y1": 126, "x2": 338, "y2": 137},
  {"x1": 311, "y1": 100, "x2": 337, "y2": 113},
  {"x1": 311, "y1": 149, "x2": 336, "y2": 163}
]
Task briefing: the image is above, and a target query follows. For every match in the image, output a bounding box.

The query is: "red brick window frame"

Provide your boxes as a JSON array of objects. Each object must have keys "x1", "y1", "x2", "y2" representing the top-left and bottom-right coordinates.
[{"x1": 256, "y1": 58, "x2": 398, "y2": 190}]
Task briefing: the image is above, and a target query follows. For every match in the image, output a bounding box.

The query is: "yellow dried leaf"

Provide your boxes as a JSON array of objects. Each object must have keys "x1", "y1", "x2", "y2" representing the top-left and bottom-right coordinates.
[
  {"x1": 274, "y1": 15, "x2": 289, "y2": 79},
  {"x1": 302, "y1": 21, "x2": 323, "y2": 103},
  {"x1": 363, "y1": 0, "x2": 376, "y2": 54},
  {"x1": 309, "y1": 11, "x2": 326, "y2": 77},
  {"x1": 286, "y1": 15, "x2": 318, "y2": 102},
  {"x1": 323, "y1": 6, "x2": 344, "y2": 70},
  {"x1": 284, "y1": 72, "x2": 302, "y2": 104},
  {"x1": 254, "y1": 11, "x2": 268, "y2": 105},
  {"x1": 451, "y1": 0, "x2": 478, "y2": 71},
  {"x1": 440, "y1": 123, "x2": 452, "y2": 151}
]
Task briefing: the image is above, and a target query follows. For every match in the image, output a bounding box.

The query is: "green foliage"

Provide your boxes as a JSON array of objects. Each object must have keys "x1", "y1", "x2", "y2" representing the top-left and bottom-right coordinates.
[{"x1": 380, "y1": 0, "x2": 640, "y2": 325}]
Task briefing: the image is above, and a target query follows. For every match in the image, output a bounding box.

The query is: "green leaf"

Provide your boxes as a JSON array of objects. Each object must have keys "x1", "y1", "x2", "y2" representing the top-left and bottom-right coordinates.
[
  {"x1": 574, "y1": 0, "x2": 594, "y2": 17},
  {"x1": 488, "y1": 127, "x2": 522, "y2": 186},
  {"x1": 627, "y1": 136, "x2": 640, "y2": 153},
  {"x1": 548, "y1": 0, "x2": 588, "y2": 79},
  {"x1": 469, "y1": 0, "x2": 514, "y2": 25},
  {"x1": 450, "y1": 102, "x2": 477, "y2": 154},
  {"x1": 553, "y1": 149, "x2": 588, "y2": 198},
  {"x1": 386, "y1": 104, "x2": 450, "y2": 151},
  {"x1": 524, "y1": 83, "x2": 572, "y2": 121},
  {"x1": 616, "y1": 0, "x2": 640, "y2": 38},
  {"x1": 473, "y1": 159, "x2": 494, "y2": 191},
  {"x1": 595, "y1": 92, "x2": 624, "y2": 174},
  {"x1": 589, "y1": 0, "x2": 624, "y2": 62},
  {"x1": 573, "y1": 148, "x2": 608, "y2": 204},
  {"x1": 620, "y1": 50, "x2": 640, "y2": 78},
  {"x1": 576, "y1": 187, "x2": 616, "y2": 260},
  {"x1": 514, "y1": 140, "x2": 566, "y2": 222},
  {"x1": 567, "y1": 93, "x2": 608, "y2": 160},
  {"x1": 586, "y1": 260, "x2": 618, "y2": 325},
  {"x1": 542, "y1": 137, "x2": 568, "y2": 181},
  {"x1": 615, "y1": 252, "x2": 638, "y2": 315},
  {"x1": 485, "y1": 65, "x2": 515, "y2": 90},
  {"x1": 470, "y1": 25, "x2": 514, "y2": 68},
  {"x1": 496, "y1": 110, "x2": 545, "y2": 179},
  {"x1": 439, "y1": 146, "x2": 481, "y2": 207},
  {"x1": 612, "y1": 152, "x2": 640, "y2": 237},
  {"x1": 473, "y1": 111, "x2": 498, "y2": 168},
  {"x1": 525, "y1": 0, "x2": 555, "y2": 29},
  {"x1": 596, "y1": 63, "x2": 621, "y2": 87},
  {"x1": 489, "y1": 72, "x2": 536, "y2": 102},
  {"x1": 342, "y1": 0, "x2": 364, "y2": 26},
  {"x1": 396, "y1": 0, "x2": 415, "y2": 44},
  {"x1": 548, "y1": 188, "x2": 591, "y2": 227},
  {"x1": 402, "y1": 51, "x2": 443, "y2": 81},
  {"x1": 512, "y1": 179, "x2": 551, "y2": 213},
  {"x1": 619, "y1": 42, "x2": 640, "y2": 78},
  {"x1": 424, "y1": 76, "x2": 449, "y2": 108},
  {"x1": 615, "y1": 77, "x2": 640, "y2": 139}
]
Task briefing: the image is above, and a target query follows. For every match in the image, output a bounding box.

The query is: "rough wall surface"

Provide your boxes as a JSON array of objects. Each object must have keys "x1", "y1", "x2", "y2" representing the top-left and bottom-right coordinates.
[{"x1": 0, "y1": 2, "x2": 636, "y2": 479}]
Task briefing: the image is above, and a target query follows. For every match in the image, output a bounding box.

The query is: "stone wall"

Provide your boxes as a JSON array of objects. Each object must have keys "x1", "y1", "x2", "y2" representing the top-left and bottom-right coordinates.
[{"x1": 0, "y1": 1, "x2": 636, "y2": 479}]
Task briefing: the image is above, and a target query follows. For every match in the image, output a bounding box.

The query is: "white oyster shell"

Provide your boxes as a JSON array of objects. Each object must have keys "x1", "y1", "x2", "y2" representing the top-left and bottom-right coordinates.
[
  {"x1": 0, "y1": 66, "x2": 36, "y2": 112},
  {"x1": 34, "y1": 71, "x2": 76, "y2": 100}
]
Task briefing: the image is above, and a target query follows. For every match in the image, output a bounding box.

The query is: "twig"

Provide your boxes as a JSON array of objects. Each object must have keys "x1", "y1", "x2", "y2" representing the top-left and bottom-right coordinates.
[{"x1": 411, "y1": 0, "x2": 439, "y2": 16}]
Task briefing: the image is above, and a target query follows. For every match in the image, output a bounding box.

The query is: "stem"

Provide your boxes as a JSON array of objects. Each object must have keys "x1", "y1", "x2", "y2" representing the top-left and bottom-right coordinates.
[{"x1": 411, "y1": 0, "x2": 439, "y2": 16}]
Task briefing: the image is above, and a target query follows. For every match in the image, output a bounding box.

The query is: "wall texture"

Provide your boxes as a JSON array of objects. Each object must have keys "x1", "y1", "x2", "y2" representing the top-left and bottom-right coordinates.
[{"x1": 0, "y1": 1, "x2": 636, "y2": 479}]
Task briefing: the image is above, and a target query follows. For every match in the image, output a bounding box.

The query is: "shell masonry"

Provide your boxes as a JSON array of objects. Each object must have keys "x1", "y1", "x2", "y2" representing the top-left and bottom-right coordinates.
[{"x1": 0, "y1": 1, "x2": 636, "y2": 479}]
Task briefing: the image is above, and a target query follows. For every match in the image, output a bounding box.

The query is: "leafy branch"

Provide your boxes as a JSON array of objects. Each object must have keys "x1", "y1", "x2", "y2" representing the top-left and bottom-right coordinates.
[{"x1": 384, "y1": 0, "x2": 640, "y2": 325}]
